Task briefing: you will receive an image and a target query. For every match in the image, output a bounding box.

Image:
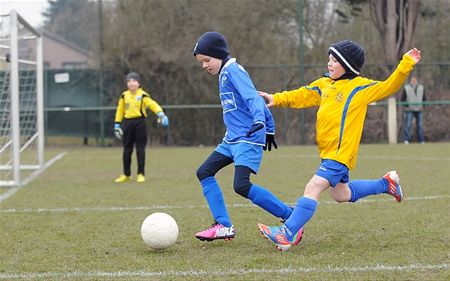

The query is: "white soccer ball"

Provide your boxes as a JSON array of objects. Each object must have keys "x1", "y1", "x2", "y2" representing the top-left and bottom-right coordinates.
[{"x1": 140, "y1": 212, "x2": 178, "y2": 250}]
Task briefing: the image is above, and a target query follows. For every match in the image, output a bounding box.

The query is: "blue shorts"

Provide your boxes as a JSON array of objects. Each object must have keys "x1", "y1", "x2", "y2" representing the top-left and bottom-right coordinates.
[
  {"x1": 215, "y1": 141, "x2": 263, "y2": 174},
  {"x1": 315, "y1": 159, "x2": 349, "y2": 187}
]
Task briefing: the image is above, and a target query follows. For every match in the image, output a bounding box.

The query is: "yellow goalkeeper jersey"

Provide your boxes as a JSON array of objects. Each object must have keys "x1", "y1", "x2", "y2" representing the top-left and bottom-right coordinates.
[
  {"x1": 114, "y1": 88, "x2": 163, "y2": 122},
  {"x1": 273, "y1": 54, "x2": 416, "y2": 169}
]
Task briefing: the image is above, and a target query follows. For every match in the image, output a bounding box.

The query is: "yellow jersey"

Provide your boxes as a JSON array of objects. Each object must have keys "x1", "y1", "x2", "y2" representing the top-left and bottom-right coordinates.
[
  {"x1": 273, "y1": 54, "x2": 416, "y2": 169},
  {"x1": 114, "y1": 88, "x2": 163, "y2": 122}
]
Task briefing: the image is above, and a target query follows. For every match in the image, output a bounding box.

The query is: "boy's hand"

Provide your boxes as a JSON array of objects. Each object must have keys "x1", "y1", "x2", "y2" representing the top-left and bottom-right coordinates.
[
  {"x1": 157, "y1": 112, "x2": 169, "y2": 127},
  {"x1": 264, "y1": 133, "x2": 278, "y2": 151},
  {"x1": 114, "y1": 123, "x2": 123, "y2": 140},
  {"x1": 258, "y1": 91, "x2": 275, "y2": 107},
  {"x1": 406, "y1": 48, "x2": 421, "y2": 64}
]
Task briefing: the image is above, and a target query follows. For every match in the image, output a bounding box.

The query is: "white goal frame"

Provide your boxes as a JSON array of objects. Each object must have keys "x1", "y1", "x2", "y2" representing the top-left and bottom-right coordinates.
[{"x1": 0, "y1": 10, "x2": 44, "y2": 187}]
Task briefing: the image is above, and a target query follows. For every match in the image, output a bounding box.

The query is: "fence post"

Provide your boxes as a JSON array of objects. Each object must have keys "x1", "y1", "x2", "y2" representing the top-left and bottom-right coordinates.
[{"x1": 388, "y1": 97, "x2": 397, "y2": 144}]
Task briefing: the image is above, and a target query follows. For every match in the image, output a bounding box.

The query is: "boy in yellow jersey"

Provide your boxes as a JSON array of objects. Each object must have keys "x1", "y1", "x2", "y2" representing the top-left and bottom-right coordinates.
[
  {"x1": 114, "y1": 72, "x2": 169, "y2": 183},
  {"x1": 257, "y1": 40, "x2": 421, "y2": 251}
]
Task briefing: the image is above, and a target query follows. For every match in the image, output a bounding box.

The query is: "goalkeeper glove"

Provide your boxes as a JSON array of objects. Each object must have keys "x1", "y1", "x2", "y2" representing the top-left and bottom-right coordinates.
[
  {"x1": 264, "y1": 133, "x2": 278, "y2": 151},
  {"x1": 246, "y1": 122, "x2": 265, "y2": 137},
  {"x1": 114, "y1": 123, "x2": 123, "y2": 140},
  {"x1": 157, "y1": 112, "x2": 169, "y2": 127}
]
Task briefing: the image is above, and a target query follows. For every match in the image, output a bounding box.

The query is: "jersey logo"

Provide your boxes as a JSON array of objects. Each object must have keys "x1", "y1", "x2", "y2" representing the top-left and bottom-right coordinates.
[
  {"x1": 319, "y1": 165, "x2": 327, "y2": 171},
  {"x1": 220, "y1": 92, "x2": 237, "y2": 113},
  {"x1": 136, "y1": 95, "x2": 142, "y2": 101},
  {"x1": 335, "y1": 92, "x2": 344, "y2": 103},
  {"x1": 221, "y1": 75, "x2": 228, "y2": 87}
]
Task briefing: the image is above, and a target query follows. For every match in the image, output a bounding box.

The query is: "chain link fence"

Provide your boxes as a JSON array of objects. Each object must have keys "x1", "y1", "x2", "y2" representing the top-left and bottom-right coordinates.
[{"x1": 44, "y1": 63, "x2": 450, "y2": 146}]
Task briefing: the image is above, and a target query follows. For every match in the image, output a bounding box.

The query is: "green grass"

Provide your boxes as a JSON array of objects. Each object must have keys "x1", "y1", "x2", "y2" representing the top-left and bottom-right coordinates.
[{"x1": 0, "y1": 144, "x2": 449, "y2": 280}]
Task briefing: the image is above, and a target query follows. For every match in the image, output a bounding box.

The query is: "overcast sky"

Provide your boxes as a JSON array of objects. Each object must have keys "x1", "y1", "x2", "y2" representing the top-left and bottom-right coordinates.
[{"x1": 1, "y1": 0, "x2": 49, "y2": 27}]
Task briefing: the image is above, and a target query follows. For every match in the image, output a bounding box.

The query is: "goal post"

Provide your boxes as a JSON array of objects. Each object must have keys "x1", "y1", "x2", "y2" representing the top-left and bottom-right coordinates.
[{"x1": 0, "y1": 10, "x2": 44, "y2": 186}]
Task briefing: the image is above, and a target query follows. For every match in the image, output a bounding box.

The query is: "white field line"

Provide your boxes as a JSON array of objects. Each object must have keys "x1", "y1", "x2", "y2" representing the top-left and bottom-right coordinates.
[
  {"x1": 0, "y1": 152, "x2": 67, "y2": 203},
  {"x1": 0, "y1": 263, "x2": 447, "y2": 280},
  {"x1": 1, "y1": 195, "x2": 448, "y2": 214},
  {"x1": 67, "y1": 153, "x2": 450, "y2": 161},
  {"x1": 272, "y1": 154, "x2": 450, "y2": 161}
]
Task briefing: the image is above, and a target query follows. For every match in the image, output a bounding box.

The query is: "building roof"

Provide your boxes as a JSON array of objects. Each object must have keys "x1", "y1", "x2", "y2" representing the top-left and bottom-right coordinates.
[{"x1": 39, "y1": 28, "x2": 94, "y2": 58}]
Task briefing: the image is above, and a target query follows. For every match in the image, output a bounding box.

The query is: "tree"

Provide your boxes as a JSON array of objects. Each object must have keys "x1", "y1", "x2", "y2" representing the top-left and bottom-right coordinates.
[
  {"x1": 339, "y1": 0, "x2": 420, "y2": 70},
  {"x1": 42, "y1": 0, "x2": 101, "y2": 52},
  {"x1": 40, "y1": 0, "x2": 450, "y2": 144},
  {"x1": 368, "y1": 0, "x2": 420, "y2": 68}
]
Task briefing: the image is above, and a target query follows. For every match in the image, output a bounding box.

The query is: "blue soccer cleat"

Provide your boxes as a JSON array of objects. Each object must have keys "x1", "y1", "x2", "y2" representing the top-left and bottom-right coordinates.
[{"x1": 257, "y1": 223, "x2": 303, "y2": 252}]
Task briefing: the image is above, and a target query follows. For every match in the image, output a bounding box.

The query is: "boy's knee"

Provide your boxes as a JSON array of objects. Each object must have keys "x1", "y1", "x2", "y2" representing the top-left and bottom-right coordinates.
[
  {"x1": 330, "y1": 184, "x2": 352, "y2": 203},
  {"x1": 233, "y1": 177, "x2": 251, "y2": 198},
  {"x1": 332, "y1": 195, "x2": 348, "y2": 203},
  {"x1": 196, "y1": 165, "x2": 212, "y2": 181}
]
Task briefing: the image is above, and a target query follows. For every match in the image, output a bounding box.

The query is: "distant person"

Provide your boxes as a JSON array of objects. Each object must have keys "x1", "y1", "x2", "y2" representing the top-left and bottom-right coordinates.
[
  {"x1": 192, "y1": 31, "x2": 302, "y2": 244},
  {"x1": 257, "y1": 40, "x2": 421, "y2": 251},
  {"x1": 113, "y1": 72, "x2": 169, "y2": 183},
  {"x1": 401, "y1": 75, "x2": 426, "y2": 144}
]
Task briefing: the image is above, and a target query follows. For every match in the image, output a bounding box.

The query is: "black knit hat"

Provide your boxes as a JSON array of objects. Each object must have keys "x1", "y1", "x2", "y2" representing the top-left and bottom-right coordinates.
[
  {"x1": 193, "y1": 31, "x2": 230, "y2": 60},
  {"x1": 126, "y1": 72, "x2": 140, "y2": 83},
  {"x1": 328, "y1": 40, "x2": 365, "y2": 75}
]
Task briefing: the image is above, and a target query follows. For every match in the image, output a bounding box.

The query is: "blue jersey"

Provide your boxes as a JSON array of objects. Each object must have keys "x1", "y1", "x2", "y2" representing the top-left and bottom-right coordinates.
[{"x1": 218, "y1": 58, "x2": 275, "y2": 145}]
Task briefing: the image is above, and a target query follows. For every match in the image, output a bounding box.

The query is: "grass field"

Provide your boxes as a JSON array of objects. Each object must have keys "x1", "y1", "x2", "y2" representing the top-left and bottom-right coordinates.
[{"x1": 0, "y1": 143, "x2": 449, "y2": 280}]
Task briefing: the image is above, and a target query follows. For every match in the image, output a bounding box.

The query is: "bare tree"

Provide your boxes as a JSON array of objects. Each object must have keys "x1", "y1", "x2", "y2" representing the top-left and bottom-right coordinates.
[
  {"x1": 369, "y1": 0, "x2": 420, "y2": 69},
  {"x1": 42, "y1": 0, "x2": 101, "y2": 52}
]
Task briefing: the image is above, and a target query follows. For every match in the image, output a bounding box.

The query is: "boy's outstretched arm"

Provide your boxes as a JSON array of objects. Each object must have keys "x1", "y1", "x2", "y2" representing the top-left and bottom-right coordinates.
[{"x1": 362, "y1": 48, "x2": 421, "y2": 104}]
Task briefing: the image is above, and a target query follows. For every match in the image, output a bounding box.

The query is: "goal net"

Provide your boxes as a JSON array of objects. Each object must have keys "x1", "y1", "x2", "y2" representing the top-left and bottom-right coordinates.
[{"x1": 0, "y1": 10, "x2": 44, "y2": 187}]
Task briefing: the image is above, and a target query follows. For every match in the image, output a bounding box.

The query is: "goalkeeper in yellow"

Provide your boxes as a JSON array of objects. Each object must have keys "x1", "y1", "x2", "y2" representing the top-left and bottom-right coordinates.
[
  {"x1": 114, "y1": 72, "x2": 169, "y2": 183},
  {"x1": 257, "y1": 40, "x2": 422, "y2": 251}
]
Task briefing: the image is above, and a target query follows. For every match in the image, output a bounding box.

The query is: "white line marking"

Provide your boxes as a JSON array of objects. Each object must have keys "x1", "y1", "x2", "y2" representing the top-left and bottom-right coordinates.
[
  {"x1": 363, "y1": 155, "x2": 450, "y2": 161},
  {"x1": 0, "y1": 263, "x2": 447, "y2": 279},
  {"x1": 0, "y1": 152, "x2": 67, "y2": 203},
  {"x1": 1, "y1": 195, "x2": 448, "y2": 214},
  {"x1": 272, "y1": 154, "x2": 450, "y2": 161}
]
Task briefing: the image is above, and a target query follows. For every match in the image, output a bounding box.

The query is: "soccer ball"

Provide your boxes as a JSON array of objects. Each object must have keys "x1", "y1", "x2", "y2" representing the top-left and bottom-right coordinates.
[{"x1": 140, "y1": 212, "x2": 178, "y2": 250}]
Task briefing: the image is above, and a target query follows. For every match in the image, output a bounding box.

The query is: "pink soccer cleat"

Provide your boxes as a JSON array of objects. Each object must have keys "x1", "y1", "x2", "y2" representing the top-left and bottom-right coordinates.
[{"x1": 195, "y1": 222, "x2": 235, "y2": 242}]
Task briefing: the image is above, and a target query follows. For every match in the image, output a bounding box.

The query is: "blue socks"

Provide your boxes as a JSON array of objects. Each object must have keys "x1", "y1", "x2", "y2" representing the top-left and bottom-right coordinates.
[
  {"x1": 285, "y1": 196, "x2": 317, "y2": 241},
  {"x1": 348, "y1": 179, "x2": 388, "y2": 202},
  {"x1": 201, "y1": 179, "x2": 293, "y2": 226},
  {"x1": 200, "y1": 177, "x2": 232, "y2": 227},
  {"x1": 281, "y1": 179, "x2": 389, "y2": 241},
  {"x1": 248, "y1": 184, "x2": 292, "y2": 220}
]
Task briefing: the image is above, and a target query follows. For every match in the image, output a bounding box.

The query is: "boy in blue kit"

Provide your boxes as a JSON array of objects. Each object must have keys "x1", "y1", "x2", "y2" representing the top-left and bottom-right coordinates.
[
  {"x1": 192, "y1": 31, "x2": 303, "y2": 243},
  {"x1": 257, "y1": 40, "x2": 421, "y2": 251}
]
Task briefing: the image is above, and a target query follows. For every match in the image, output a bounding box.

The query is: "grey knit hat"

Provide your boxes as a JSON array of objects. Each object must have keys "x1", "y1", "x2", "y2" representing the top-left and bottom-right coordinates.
[{"x1": 126, "y1": 72, "x2": 140, "y2": 83}]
